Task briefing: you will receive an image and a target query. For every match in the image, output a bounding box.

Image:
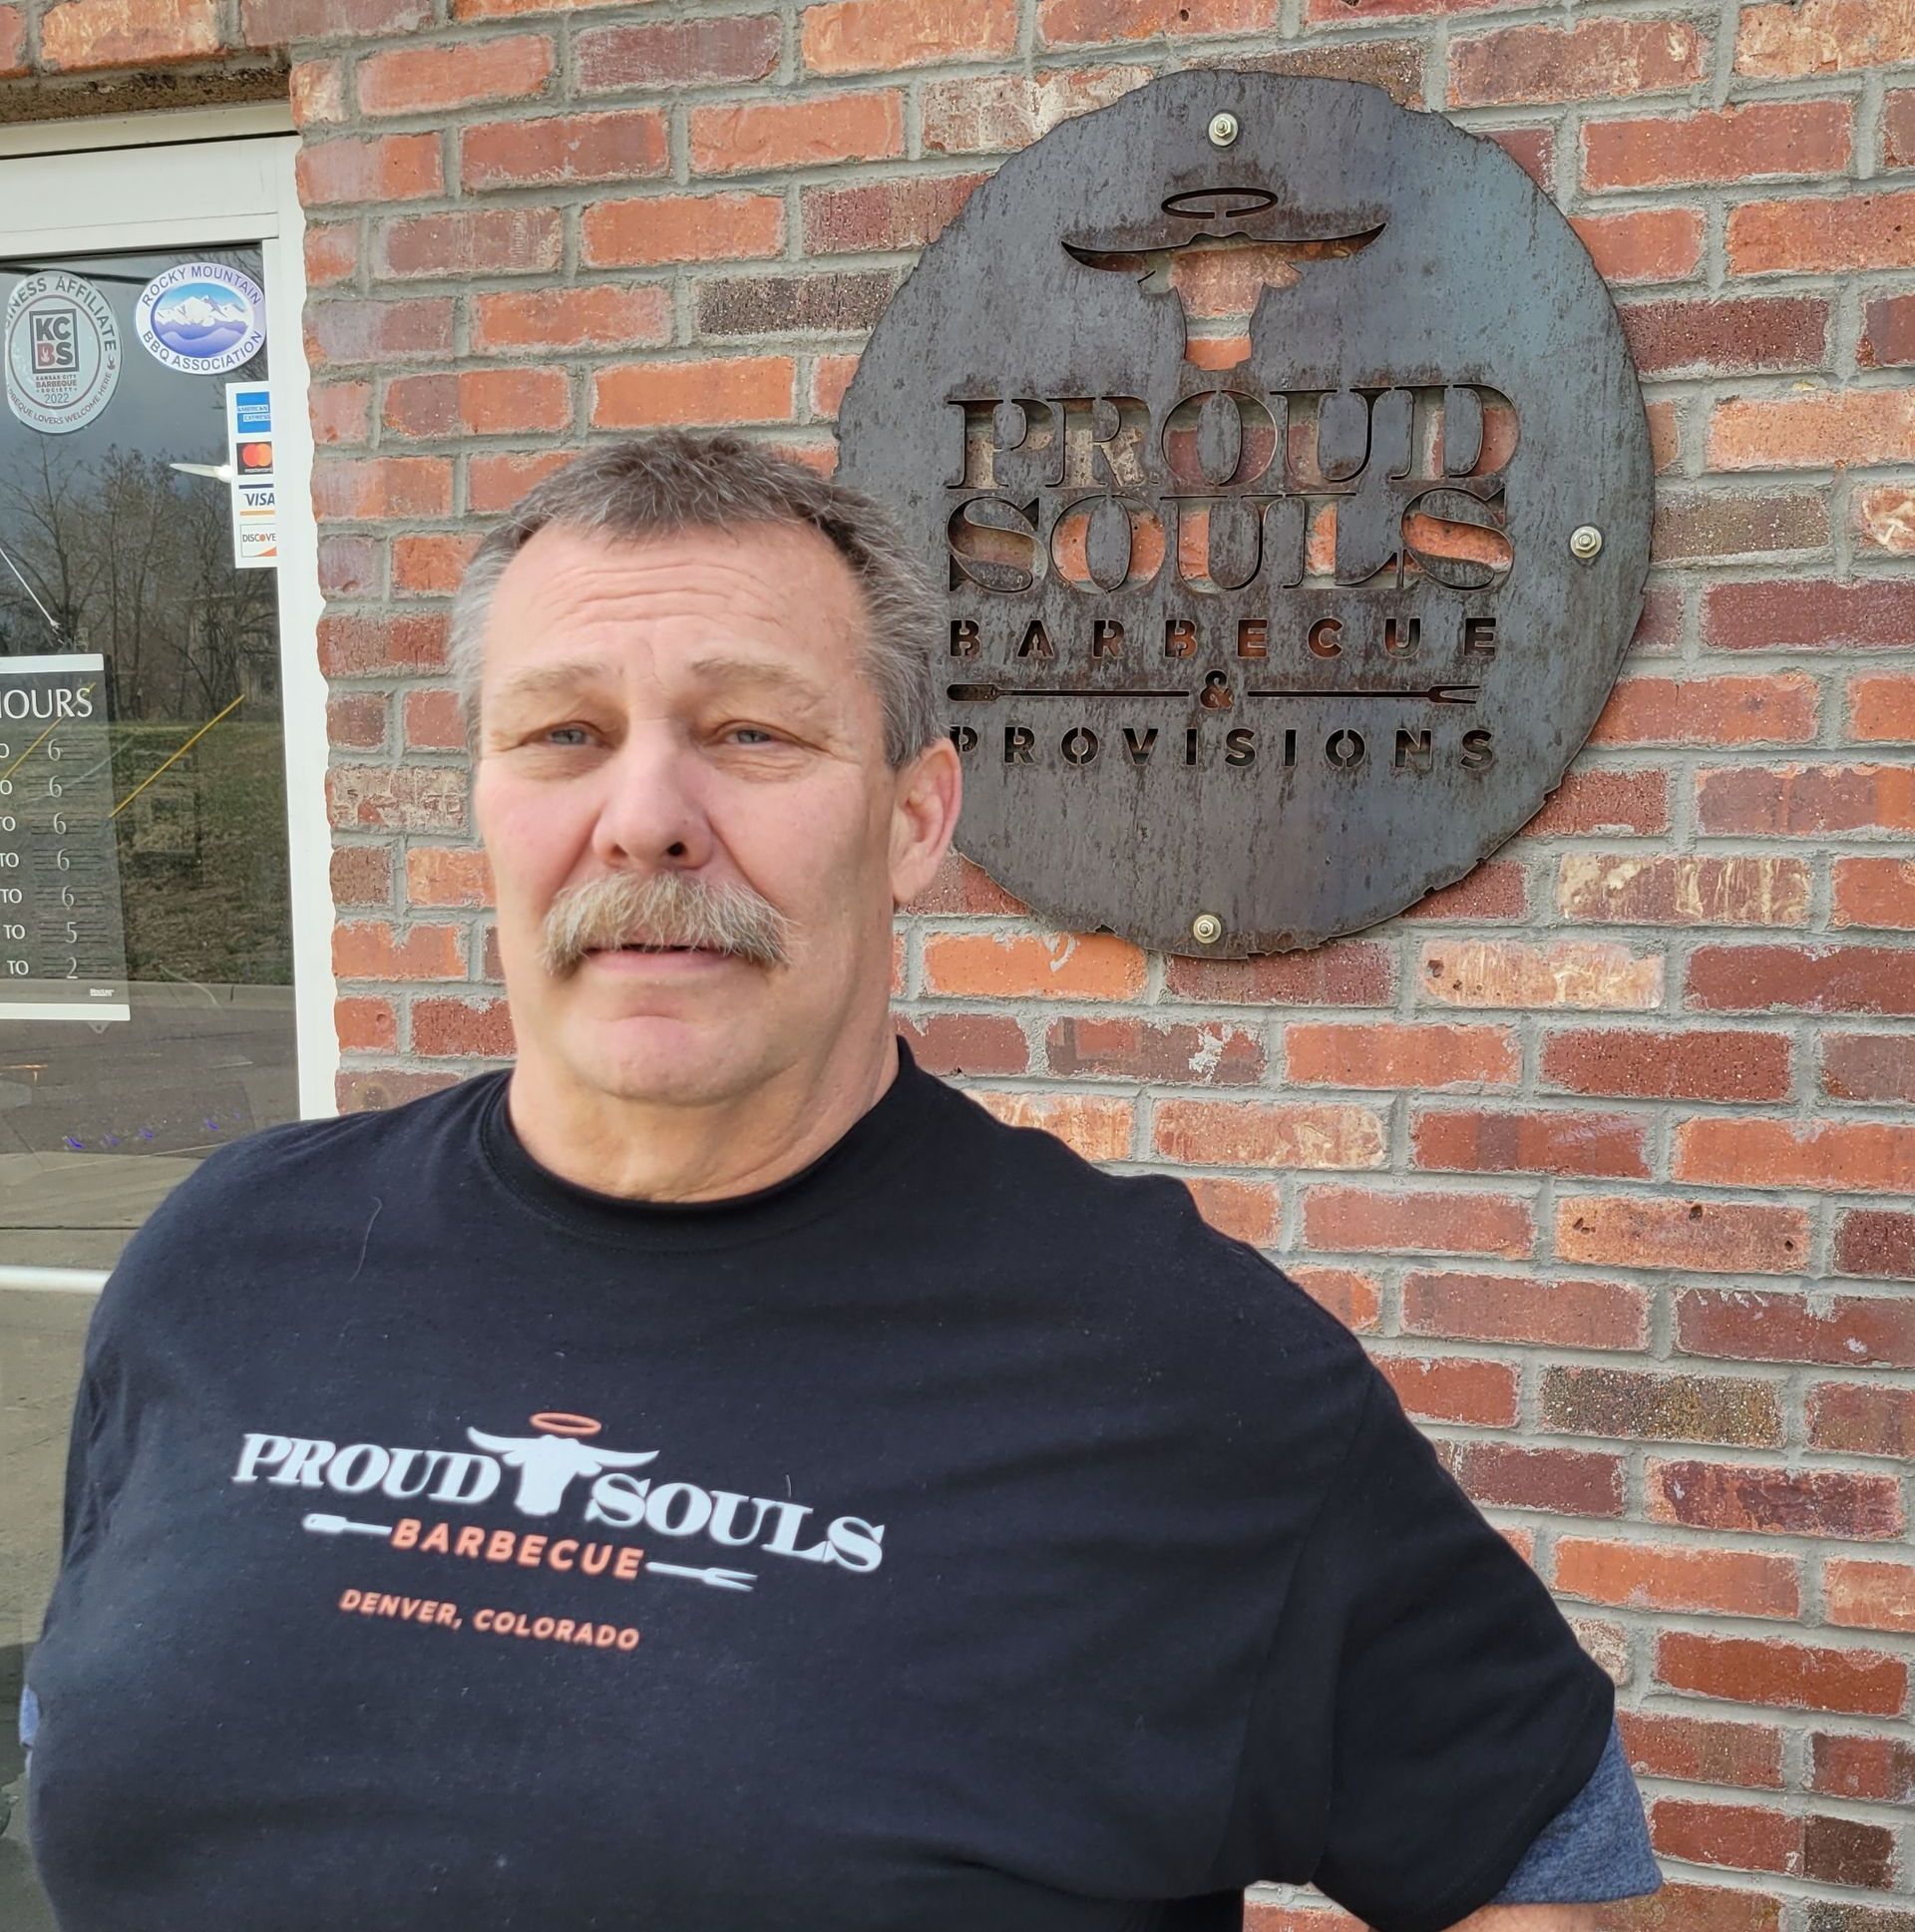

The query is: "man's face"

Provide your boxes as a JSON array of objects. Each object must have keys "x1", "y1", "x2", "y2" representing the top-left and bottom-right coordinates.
[{"x1": 472, "y1": 520, "x2": 957, "y2": 1110}]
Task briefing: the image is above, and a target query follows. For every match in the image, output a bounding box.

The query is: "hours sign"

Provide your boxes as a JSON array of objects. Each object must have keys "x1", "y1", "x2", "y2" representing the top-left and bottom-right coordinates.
[{"x1": 837, "y1": 72, "x2": 1654, "y2": 956}]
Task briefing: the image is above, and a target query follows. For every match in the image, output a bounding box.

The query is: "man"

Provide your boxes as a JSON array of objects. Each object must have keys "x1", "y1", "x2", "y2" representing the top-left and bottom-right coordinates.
[{"x1": 26, "y1": 435, "x2": 1657, "y2": 1931}]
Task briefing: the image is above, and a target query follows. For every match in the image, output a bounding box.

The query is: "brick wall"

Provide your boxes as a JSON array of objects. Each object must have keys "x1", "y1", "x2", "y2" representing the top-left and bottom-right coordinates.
[{"x1": 8, "y1": 0, "x2": 1914, "y2": 1925}]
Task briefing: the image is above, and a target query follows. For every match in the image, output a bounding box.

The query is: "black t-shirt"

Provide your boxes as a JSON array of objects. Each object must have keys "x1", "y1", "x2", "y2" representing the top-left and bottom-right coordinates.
[{"x1": 28, "y1": 1037, "x2": 1611, "y2": 1932}]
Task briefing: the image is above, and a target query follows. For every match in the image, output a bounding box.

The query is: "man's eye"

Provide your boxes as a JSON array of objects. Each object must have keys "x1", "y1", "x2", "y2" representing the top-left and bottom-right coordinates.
[
  {"x1": 542, "y1": 725, "x2": 594, "y2": 747},
  {"x1": 723, "y1": 725, "x2": 780, "y2": 746}
]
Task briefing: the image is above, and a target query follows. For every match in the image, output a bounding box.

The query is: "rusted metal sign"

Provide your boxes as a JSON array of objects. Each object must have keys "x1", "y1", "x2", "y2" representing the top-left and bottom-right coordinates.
[{"x1": 837, "y1": 72, "x2": 1653, "y2": 956}]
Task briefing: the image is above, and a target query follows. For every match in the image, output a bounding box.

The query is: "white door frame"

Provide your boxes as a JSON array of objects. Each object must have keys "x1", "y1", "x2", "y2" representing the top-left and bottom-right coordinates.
[{"x1": 0, "y1": 118, "x2": 337, "y2": 1289}]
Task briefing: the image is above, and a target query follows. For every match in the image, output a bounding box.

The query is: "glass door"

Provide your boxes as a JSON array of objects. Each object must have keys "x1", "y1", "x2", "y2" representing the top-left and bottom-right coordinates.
[{"x1": 0, "y1": 127, "x2": 322, "y2": 1925}]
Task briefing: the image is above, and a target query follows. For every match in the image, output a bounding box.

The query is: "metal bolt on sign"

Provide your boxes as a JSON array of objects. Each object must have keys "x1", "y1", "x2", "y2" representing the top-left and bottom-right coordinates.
[{"x1": 1569, "y1": 525, "x2": 1605, "y2": 561}]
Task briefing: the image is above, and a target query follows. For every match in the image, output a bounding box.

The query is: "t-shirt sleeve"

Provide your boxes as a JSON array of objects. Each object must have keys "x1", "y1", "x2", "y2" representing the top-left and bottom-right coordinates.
[{"x1": 1230, "y1": 1365, "x2": 1615, "y2": 1932}]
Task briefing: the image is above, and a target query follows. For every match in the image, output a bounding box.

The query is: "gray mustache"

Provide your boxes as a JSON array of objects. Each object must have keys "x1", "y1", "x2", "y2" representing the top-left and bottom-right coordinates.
[{"x1": 539, "y1": 872, "x2": 792, "y2": 975}]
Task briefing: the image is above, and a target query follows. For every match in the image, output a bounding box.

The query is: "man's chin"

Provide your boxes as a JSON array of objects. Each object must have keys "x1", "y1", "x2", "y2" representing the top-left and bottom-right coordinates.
[{"x1": 558, "y1": 1008, "x2": 759, "y2": 1107}]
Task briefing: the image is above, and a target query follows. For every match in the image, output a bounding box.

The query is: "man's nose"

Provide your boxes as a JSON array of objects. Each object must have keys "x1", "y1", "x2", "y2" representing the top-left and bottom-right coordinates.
[{"x1": 587, "y1": 728, "x2": 715, "y2": 872}]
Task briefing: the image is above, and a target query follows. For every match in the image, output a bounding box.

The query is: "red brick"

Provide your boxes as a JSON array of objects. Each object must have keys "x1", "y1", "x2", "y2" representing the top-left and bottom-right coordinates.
[
  {"x1": 244, "y1": 0, "x2": 424, "y2": 36},
  {"x1": 1596, "y1": 1885, "x2": 1781, "y2": 1932},
  {"x1": 1833, "y1": 857, "x2": 1915, "y2": 930},
  {"x1": 1183, "y1": 1176, "x2": 1281, "y2": 1248},
  {"x1": 1412, "y1": 1108, "x2": 1649, "y2": 1180},
  {"x1": 1676, "y1": 1117, "x2": 1915, "y2": 1193},
  {"x1": 304, "y1": 222, "x2": 357, "y2": 289},
  {"x1": 335, "y1": 995, "x2": 398, "y2": 1053},
  {"x1": 1617, "y1": 1711, "x2": 1785, "y2": 1790},
  {"x1": 1046, "y1": 1016, "x2": 1264, "y2": 1084},
  {"x1": 309, "y1": 379, "x2": 370, "y2": 447},
  {"x1": 1803, "y1": 1817, "x2": 1900, "y2": 1892},
  {"x1": 1374, "y1": 1355, "x2": 1518, "y2": 1428},
  {"x1": 1401, "y1": 1270, "x2": 1648, "y2": 1352},
  {"x1": 689, "y1": 93, "x2": 906, "y2": 175},
  {"x1": 289, "y1": 58, "x2": 346, "y2": 127},
  {"x1": 1834, "y1": 1208, "x2": 1915, "y2": 1279},
  {"x1": 808, "y1": 0, "x2": 1016, "y2": 71},
  {"x1": 1450, "y1": 17, "x2": 1707, "y2": 108},
  {"x1": 1446, "y1": 1440, "x2": 1625, "y2": 1517},
  {"x1": 473, "y1": 283, "x2": 669, "y2": 353},
  {"x1": 1288, "y1": 1266, "x2": 1379, "y2": 1333},
  {"x1": 297, "y1": 133, "x2": 443, "y2": 206},
  {"x1": 577, "y1": 14, "x2": 778, "y2": 90},
  {"x1": 1558, "y1": 1538, "x2": 1799, "y2": 1618},
  {"x1": 1650, "y1": 1798, "x2": 1798, "y2": 1877},
  {"x1": 1848, "y1": 673, "x2": 1915, "y2": 742},
  {"x1": 1558, "y1": 855, "x2": 1809, "y2": 927},
  {"x1": 810, "y1": 353, "x2": 859, "y2": 420},
  {"x1": 1712, "y1": 388, "x2": 1915, "y2": 471},
  {"x1": 317, "y1": 613, "x2": 448, "y2": 679},
  {"x1": 317, "y1": 535, "x2": 380, "y2": 598},
  {"x1": 1303, "y1": 1187, "x2": 1534, "y2": 1259},
  {"x1": 1824, "y1": 1036, "x2": 1915, "y2": 1105},
  {"x1": 327, "y1": 766, "x2": 466, "y2": 834},
  {"x1": 697, "y1": 271, "x2": 896, "y2": 338},
  {"x1": 1688, "y1": 945, "x2": 1915, "y2": 1015},
  {"x1": 1595, "y1": 674, "x2": 1817, "y2": 748},
  {"x1": 387, "y1": 367, "x2": 572, "y2": 439},
  {"x1": 39, "y1": 0, "x2": 217, "y2": 68},
  {"x1": 592, "y1": 356, "x2": 795, "y2": 429},
  {"x1": 358, "y1": 33, "x2": 551, "y2": 115},
  {"x1": 1678, "y1": 1287, "x2": 1915, "y2": 1367},
  {"x1": 1164, "y1": 943, "x2": 1393, "y2": 1006},
  {"x1": 802, "y1": 173, "x2": 985, "y2": 253},
  {"x1": 1152, "y1": 1101, "x2": 1386, "y2": 1170},
  {"x1": 1523, "y1": 769, "x2": 1670, "y2": 838},
  {"x1": 326, "y1": 692, "x2": 386, "y2": 751},
  {"x1": 1542, "y1": 1367, "x2": 1784, "y2": 1449},
  {"x1": 1540, "y1": 1026, "x2": 1792, "y2": 1102},
  {"x1": 920, "y1": 66, "x2": 1149, "y2": 154},
  {"x1": 330, "y1": 846, "x2": 390, "y2": 904},
  {"x1": 312, "y1": 455, "x2": 452, "y2": 522},
  {"x1": 1699, "y1": 764, "x2": 1915, "y2": 837},
  {"x1": 450, "y1": 0, "x2": 624, "y2": 13},
  {"x1": 1039, "y1": 0, "x2": 1267, "y2": 46},
  {"x1": 469, "y1": 450, "x2": 574, "y2": 515},
  {"x1": 461, "y1": 112, "x2": 668, "y2": 191},
  {"x1": 404, "y1": 688, "x2": 467, "y2": 751},
  {"x1": 1476, "y1": 123, "x2": 1552, "y2": 188},
  {"x1": 1419, "y1": 938, "x2": 1663, "y2": 1011},
  {"x1": 413, "y1": 996, "x2": 514, "y2": 1059},
  {"x1": 1558, "y1": 1196, "x2": 1808, "y2": 1275},
  {"x1": 1571, "y1": 208, "x2": 1706, "y2": 285},
  {"x1": 0, "y1": 4, "x2": 24, "y2": 75},
  {"x1": 1618, "y1": 296, "x2": 1830, "y2": 376},
  {"x1": 1730, "y1": 189, "x2": 1915, "y2": 275},
  {"x1": 1284, "y1": 1020, "x2": 1517, "y2": 1090},
  {"x1": 1855, "y1": 484, "x2": 1915, "y2": 557},
  {"x1": 1825, "y1": 1558, "x2": 1915, "y2": 1635},
  {"x1": 921, "y1": 932, "x2": 1147, "y2": 1001},
  {"x1": 1707, "y1": 579, "x2": 1915, "y2": 652},
  {"x1": 1191, "y1": 37, "x2": 1422, "y2": 110},
  {"x1": 971, "y1": 1090, "x2": 1133, "y2": 1163},
  {"x1": 583, "y1": 192, "x2": 785, "y2": 267},
  {"x1": 1890, "y1": 91, "x2": 1915, "y2": 171},
  {"x1": 1649, "y1": 1459, "x2": 1906, "y2": 1541},
  {"x1": 906, "y1": 851, "x2": 1026, "y2": 916},
  {"x1": 1737, "y1": 0, "x2": 1915, "y2": 77},
  {"x1": 1652, "y1": 493, "x2": 1828, "y2": 563},
  {"x1": 332, "y1": 920, "x2": 465, "y2": 980},
  {"x1": 1586, "y1": 101, "x2": 1850, "y2": 193},
  {"x1": 305, "y1": 296, "x2": 455, "y2": 366},
  {"x1": 405, "y1": 846, "x2": 492, "y2": 909},
  {"x1": 1809, "y1": 1382, "x2": 1915, "y2": 1458},
  {"x1": 1398, "y1": 860, "x2": 1528, "y2": 922},
  {"x1": 1811, "y1": 1732, "x2": 1915, "y2": 1802},
  {"x1": 1861, "y1": 292, "x2": 1915, "y2": 368},
  {"x1": 1658, "y1": 1631, "x2": 1907, "y2": 1717},
  {"x1": 337, "y1": 1068, "x2": 460, "y2": 1113},
  {"x1": 377, "y1": 208, "x2": 563, "y2": 279}
]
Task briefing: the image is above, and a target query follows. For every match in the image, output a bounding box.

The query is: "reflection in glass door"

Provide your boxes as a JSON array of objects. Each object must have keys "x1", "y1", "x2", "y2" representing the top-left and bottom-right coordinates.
[
  {"x1": 0, "y1": 129, "x2": 319, "y2": 1928},
  {"x1": 0, "y1": 242, "x2": 297, "y2": 1273}
]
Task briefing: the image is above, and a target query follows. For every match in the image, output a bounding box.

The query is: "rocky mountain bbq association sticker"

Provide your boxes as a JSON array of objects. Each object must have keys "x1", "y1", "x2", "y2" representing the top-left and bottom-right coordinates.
[
  {"x1": 5, "y1": 272, "x2": 122, "y2": 435},
  {"x1": 135, "y1": 261, "x2": 266, "y2": 375}
]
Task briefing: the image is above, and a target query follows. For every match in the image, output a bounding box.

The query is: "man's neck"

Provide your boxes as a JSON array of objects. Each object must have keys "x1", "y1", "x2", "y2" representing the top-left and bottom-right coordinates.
[{"x1": 503, "y1": 1025, "x2": 901, "y2": 1204}]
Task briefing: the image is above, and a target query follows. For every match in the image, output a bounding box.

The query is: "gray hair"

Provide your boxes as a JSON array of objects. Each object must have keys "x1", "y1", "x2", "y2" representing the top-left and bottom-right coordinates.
[{"x1": 449, "y1": 433, "x2": 942, "y2": 768}]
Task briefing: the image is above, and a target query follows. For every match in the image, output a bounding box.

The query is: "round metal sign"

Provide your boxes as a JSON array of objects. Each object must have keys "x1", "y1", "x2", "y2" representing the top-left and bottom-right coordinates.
[
  {"x1": 838, "y1": 73, "x2": 1653, "y2": 956},
  {"x1": 5, "y1": 271, "x2": 121, "y2": 436}
]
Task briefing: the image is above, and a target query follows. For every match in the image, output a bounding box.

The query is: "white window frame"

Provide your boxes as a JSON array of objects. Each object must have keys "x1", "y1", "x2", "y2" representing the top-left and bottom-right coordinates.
[{"x1": 0, "y1": 110, "x2": 336, "y2": 1292}]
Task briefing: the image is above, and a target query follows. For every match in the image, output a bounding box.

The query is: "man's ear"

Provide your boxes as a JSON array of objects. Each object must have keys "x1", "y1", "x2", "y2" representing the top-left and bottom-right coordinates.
[{"x1": 888, "y1": 736, "x2": 963, "y2": 909}]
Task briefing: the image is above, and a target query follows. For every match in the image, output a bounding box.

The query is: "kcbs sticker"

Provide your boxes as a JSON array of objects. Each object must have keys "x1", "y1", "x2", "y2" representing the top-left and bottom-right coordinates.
[{"x1": 5, "y1": 272, "x2": 121, "y2": 434}]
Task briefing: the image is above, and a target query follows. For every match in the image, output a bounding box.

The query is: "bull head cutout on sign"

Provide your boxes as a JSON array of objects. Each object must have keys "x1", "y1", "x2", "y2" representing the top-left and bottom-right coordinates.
[{"x1": 1063, "y1": 188, "x2": 1387, "y2": 370}]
